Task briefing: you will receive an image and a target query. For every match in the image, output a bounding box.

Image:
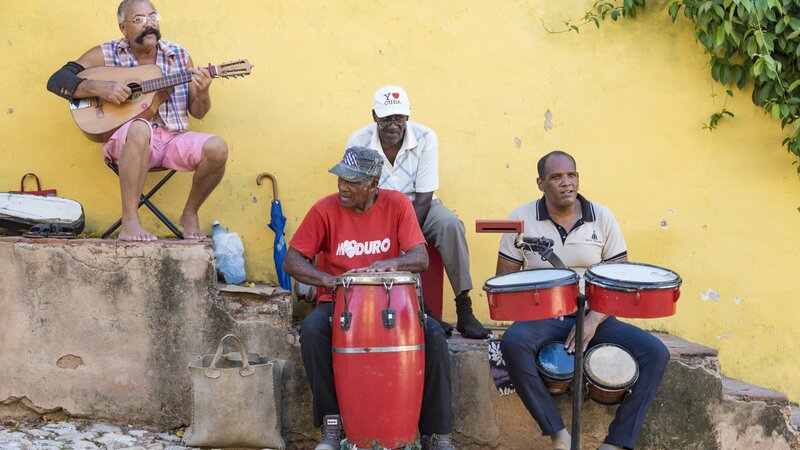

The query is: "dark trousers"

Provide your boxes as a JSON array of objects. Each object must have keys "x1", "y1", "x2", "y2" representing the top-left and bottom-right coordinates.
[
  {"x1": 300, "y1": 302, "x2": 453, "y2": 436},
  {"x1": 500, "y1": 316, "x2": 669, "y2": 449}
]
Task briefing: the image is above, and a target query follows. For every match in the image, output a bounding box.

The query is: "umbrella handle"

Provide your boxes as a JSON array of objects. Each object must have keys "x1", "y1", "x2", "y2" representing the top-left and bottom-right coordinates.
[{"x1": 256, "y1": 172, "x2": 279, "y2": 201}]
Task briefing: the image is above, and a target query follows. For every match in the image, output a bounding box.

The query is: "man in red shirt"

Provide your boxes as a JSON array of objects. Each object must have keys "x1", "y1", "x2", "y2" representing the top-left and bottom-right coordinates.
[{"x1": 284, "y1": 147, "x2": 454, "y2": 450}]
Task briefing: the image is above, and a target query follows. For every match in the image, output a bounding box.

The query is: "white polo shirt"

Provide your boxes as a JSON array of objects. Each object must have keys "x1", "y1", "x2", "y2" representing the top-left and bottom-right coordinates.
[
  {"x1": 346, "y1": 121, "x2": 439, "y2": 202},
  {"x1": 498, "y1": 195, "x2": 627, "y2": 291}
]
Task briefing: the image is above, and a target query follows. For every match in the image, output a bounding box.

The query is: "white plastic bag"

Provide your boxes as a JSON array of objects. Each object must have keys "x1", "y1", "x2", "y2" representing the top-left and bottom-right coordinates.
[{"x1": 212, "y1": 222, "x2": 246, "y2": 284}]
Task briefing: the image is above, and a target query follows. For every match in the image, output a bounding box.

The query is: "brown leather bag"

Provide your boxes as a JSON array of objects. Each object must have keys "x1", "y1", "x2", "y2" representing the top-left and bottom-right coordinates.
[{"x1": 184, "y1": 334, "x2": 285, "y2": 449}]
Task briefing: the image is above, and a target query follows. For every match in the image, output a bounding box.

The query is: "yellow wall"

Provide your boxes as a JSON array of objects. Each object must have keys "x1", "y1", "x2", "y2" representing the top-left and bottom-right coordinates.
[{"x1": 2, "y1": 1, "x2": 799, "y2": 401}]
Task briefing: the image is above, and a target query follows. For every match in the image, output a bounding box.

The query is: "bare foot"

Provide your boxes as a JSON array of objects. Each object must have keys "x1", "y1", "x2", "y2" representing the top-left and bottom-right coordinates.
[
  {"x1": 118, "y1": 221, "x2": 157, "y2": 242},
  {"x1": 180, "y1": 211, "x2": 207, "y2": 240}
]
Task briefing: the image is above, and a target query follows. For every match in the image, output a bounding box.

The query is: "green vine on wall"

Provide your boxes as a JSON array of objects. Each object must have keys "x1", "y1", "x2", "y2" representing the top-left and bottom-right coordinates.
[{"x1": 550, "y1": 0, "x2": 800, "y2": 177}]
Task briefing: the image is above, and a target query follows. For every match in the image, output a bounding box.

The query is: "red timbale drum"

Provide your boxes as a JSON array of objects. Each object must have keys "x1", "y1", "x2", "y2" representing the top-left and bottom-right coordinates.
[
  {"x1": 332, "y1": 272, "x2": 425, "y2": 449},
  {"x1": 584, "y1": 262, "x2": 681, "y2": 318},
  {"x1": 483, "y1": 269, "x2": 580, "y2": 321}
]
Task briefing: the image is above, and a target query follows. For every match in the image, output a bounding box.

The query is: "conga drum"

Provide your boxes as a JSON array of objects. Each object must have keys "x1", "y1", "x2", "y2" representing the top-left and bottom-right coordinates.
[
  {"x1": 332, "y1": 272, "x2": 425, "y2": 449},
  {"x1": 483, "y1": 269, "x2": 580, "y2": 320},
  {"x1": 535, "y1": 341, "x2": 574, "y2": 395},
  {"x1": 583, "y1": 344, "x2": 639, "y2": 405},
  {"x1": 584, "y1": 262, "x2": 682, "y2": 318}
]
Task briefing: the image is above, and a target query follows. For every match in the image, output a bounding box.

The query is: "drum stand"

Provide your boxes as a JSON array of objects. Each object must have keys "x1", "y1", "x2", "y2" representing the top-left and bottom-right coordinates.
[{"x1": 571, "y1": 293, "x2": 587, "y2": 450}]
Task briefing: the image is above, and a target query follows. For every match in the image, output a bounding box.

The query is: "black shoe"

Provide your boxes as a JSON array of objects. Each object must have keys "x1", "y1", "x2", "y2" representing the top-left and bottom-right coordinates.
[
  {"x1": 421, "y1": 433, "x2": 455, "y2": 450},
  {"x1": 455, "y1": 295, "x2": 490, "y2": 339},
  {"x1": 424, "y1": 304, "x2": 453, "y2": 338},
  {"x1": 433, "y1": 315, "x2": 454, "y2": 337},
  {"x1": 315, "y1": 414, "x2": 343, "y2": 450}
]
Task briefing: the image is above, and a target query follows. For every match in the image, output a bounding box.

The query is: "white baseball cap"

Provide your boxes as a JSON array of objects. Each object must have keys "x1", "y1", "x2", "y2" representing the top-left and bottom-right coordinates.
[{"x1": 373, "y1": 85, "x2": 411, "y2": 118}]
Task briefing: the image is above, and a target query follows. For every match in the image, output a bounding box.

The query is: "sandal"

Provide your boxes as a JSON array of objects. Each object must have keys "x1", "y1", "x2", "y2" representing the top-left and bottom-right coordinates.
[{"x1": 23, "y1": 223, "x2": 77, "y2": 239}]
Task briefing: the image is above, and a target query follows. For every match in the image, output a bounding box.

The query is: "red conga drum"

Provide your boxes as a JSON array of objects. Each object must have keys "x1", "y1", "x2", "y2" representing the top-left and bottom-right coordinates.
[
  {"x1": 332, "y1": 272, "x2": 425, "y2": 449},
  {"x1": 483, "y1": 269, "x2": 580, "y2": 320},
  {"x1": 584, "y1": 262, "x2": 682, "y2": 318}
]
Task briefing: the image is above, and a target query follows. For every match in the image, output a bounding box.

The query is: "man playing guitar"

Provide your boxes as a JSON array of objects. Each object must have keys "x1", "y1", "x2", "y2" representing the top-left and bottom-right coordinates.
[{"x1": 47, "y1": 0, "x2": 228, "y2": 241}]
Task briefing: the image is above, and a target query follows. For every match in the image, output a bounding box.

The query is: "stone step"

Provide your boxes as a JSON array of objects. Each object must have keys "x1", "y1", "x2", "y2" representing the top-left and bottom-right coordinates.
[
  {"x1": 217, "y1": 282, "x2": 292, "y2": 325},
  {"x1": 723, "y1": 376, "x2": 789, "y2": 405}
]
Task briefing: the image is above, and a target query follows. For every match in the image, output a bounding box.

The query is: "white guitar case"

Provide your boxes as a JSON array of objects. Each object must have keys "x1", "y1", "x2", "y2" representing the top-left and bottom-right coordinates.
[{"x1": 0, "y1": 193, "x2": 85, "y2": 235}]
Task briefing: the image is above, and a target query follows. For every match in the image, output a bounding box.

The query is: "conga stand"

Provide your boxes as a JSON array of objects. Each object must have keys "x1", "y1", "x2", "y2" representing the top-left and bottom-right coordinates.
[{"x1": 571, "y1": 293, "x2": 587, "y2": 450}]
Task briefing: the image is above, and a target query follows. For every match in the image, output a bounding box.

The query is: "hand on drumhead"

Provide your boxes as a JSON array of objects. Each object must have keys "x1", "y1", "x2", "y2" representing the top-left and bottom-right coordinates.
[
  {"x1": 565, "y1": 324, "x2": 591, "y2": 354},
  {"x1": 348, "y1": 260, "x2": 398, "y2": 273},
  {"x1": 565, "y1": 311, "x2": 609, "y2": 353}
]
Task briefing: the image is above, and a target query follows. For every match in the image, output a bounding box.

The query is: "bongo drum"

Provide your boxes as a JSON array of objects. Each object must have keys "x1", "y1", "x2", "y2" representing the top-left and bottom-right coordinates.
[
  {"x1": 584, "y1": 262, "x2": 682, "y2": 318},
  {"x1": 483, "y1": 269, "x2": 580, "y2": 320},
  {"x1": 535, "y1": 341, "x2": 574, "y2": 395},
  {"x1": 331, "y1": 272, "x2": 425, "y2": 449},
  {"x1": 583, "y1": 344, "x2": 639, "y2": 405}
]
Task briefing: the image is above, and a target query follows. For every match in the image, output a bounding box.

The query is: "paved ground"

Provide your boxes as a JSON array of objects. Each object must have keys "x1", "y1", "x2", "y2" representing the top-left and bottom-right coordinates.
[{"x1": 0, "y1": 420, "x2": 188, "y2": 450}]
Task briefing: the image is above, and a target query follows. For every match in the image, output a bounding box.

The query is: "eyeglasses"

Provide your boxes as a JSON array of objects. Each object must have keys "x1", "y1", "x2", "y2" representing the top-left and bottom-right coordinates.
[
  {"x1": 376, "y1": 116, "x2": 408, "y2": 128},
  {"x1": 126, "y1": 12, "x2": 160, "y2": 26}
]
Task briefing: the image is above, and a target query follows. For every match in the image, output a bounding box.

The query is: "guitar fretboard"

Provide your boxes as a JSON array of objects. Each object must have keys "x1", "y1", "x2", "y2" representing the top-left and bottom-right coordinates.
[{"x1": 140, "y1": 67, "x2": 217, "y2": 93}]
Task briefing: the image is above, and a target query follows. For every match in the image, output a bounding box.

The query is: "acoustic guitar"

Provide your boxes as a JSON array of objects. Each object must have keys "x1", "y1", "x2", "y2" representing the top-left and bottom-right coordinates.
[{"x1": 68, "y1": 59, "x2": 251, "y2": 143}]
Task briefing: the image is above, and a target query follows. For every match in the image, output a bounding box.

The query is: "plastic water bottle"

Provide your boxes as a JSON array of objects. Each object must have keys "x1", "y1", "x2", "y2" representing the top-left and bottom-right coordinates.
[{"x1": 211, "y1": 220, "x2": 246, "y2": 285}]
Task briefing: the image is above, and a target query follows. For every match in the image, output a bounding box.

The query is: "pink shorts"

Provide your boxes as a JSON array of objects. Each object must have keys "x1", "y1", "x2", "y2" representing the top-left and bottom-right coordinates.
[{"x1": 102, "y1": 119, "x2": 214, "y2": 172}]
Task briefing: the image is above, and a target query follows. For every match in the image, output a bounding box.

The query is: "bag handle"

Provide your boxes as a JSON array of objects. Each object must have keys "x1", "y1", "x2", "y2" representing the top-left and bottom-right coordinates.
[
  {"x1": 19, "y1": 173, "x2": 42, "y2": 192},
  {"x1": 205, "y1": 334, "x2": 255, "y2": 379}
]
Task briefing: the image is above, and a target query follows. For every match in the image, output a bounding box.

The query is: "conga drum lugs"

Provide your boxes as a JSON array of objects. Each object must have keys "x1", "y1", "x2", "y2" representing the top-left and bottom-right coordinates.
[
  {"x1": 332, "y1": 272, "x2": 425, "y2": 449},
  {"x1": 535, "y1": 341, "x2": 574, "y2": 395},
  {"x1": 583, "y1": 344, "x2": 639, "y2": 405},
  {"x1": 483, "y1": 269, "x2": 580, "y2": 320},
  {"x1": 584, "y1": 262, "x2": 681, "y2": 318}
]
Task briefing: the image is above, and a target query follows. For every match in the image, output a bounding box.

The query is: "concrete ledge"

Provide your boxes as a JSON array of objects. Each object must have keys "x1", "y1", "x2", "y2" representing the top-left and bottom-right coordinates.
[
  {"x1": 1, "y1": 238, "x2": 796, "y2": 449},
  {"x1": 724, "y1": 377, "x2": 789, "y2": 404}
]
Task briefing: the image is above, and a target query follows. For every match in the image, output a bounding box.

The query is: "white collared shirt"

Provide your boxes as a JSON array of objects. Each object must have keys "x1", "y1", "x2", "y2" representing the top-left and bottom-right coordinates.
[{"x1": 346, "y1": 121, "x2": 439, "y2": 201}]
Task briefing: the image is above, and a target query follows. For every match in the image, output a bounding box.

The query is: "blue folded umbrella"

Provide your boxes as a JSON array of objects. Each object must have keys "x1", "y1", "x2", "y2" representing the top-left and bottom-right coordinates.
[{"x1": 268, "y1": 199, "x2": 291, "y2": 292}]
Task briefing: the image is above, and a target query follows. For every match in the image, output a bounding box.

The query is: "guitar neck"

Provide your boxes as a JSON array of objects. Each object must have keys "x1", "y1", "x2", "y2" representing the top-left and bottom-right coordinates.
[{"x1": 140, "y1": 65, "x2": 220, "y2": 93}]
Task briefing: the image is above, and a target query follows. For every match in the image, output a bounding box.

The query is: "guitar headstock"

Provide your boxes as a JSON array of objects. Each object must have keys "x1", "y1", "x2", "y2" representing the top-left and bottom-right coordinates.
[{"x1": 210, "y1": 59, "x2": 252, "y2": 78}]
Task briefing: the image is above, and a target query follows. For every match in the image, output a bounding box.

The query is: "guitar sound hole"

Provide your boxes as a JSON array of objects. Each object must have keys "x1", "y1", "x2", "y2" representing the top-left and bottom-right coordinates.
[{"x1": 127, "y1": 83, "x2": 143, "y2": 100}]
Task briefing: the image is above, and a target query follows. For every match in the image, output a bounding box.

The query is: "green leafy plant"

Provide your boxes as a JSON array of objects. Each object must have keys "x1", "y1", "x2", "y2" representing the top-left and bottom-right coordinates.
[
  {"x1": 551, "y1": 0, "x2": 800, "y2": 174},
  {"x1": 704, "y1": 89, "x2": 736, "y2": 130}
]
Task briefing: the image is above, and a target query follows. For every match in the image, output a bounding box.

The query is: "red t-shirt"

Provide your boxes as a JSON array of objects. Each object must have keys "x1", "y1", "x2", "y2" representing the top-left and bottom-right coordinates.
[{"x1": 289, "y1": 189, "x2": 426, "y2": 301}]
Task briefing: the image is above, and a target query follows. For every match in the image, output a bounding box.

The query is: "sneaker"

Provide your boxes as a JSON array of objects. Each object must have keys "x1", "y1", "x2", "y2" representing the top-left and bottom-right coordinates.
[
  {"x1": 421, "y1": 433, "x2": 454, "y2": 450},
  {"x1": 315, "y1": 414, "x2": 343, "y2": 450}
]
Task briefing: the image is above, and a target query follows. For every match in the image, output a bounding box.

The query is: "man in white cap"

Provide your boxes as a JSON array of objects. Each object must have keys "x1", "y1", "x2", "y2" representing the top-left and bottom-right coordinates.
[{"x1": 346, "y1": 86, "x2": 489, "y2": 339}]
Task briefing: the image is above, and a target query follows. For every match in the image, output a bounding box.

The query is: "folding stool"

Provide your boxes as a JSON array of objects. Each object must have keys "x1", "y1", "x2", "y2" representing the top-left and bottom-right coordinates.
[{"x1": 101, "y1": 162, "x2": 184, "y2": 239}]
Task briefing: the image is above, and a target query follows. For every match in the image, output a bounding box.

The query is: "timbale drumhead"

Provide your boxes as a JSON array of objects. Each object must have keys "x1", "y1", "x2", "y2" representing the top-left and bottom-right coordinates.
[
  {"x1": 335, "y1": 271, "x2": 417, "y2": 285},
  {"x1": 584, "y1": 344, "x2": 638, "y2": 388},
  {"x1": 536, "y1": 341, "x2": 574, "y2": 380},
  {"x1": 585, "y1": 262, "x2": 681, "y2": 290},
  {"x1": 483, "y1": 269, "x2": 579, "y2": 293}
]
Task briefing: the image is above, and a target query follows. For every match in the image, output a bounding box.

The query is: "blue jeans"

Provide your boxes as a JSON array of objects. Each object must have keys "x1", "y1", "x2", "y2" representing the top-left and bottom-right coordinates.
[{"x1": 500, "y1": 316, "x2": 669, "y2": 449}]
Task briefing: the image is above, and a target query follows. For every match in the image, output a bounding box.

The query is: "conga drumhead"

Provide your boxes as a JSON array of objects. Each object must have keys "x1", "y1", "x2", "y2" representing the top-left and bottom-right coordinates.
[
  {"x1": 584, "y1": 344, "x2": 638, "y2": 389},
  {"x1": 536, "y1": 341, "x2": 574, "y2": 381},
  {"x1": 584, "y1": 262, "x2": 681, "y2": 291},
  {"x1": 483, "y1": 269, "x2": 579, "y2": 293},
  {"x1": 335, "y1": 271, "x2": 417, "y2": 285}
]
